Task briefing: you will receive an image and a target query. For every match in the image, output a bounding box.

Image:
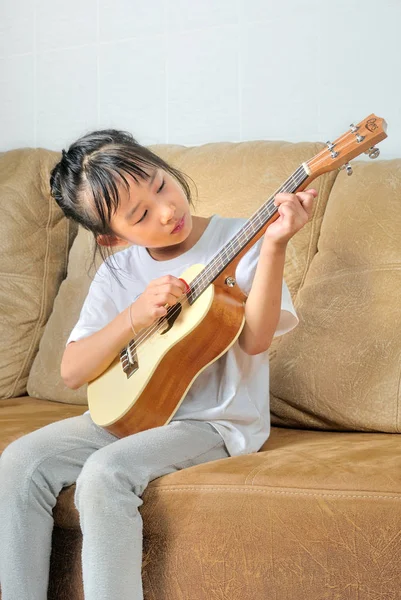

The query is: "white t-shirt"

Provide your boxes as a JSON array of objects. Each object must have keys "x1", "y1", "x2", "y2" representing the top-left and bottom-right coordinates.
[{"x1": 67, "y1": 215, "x2": 298, "y2": 456}]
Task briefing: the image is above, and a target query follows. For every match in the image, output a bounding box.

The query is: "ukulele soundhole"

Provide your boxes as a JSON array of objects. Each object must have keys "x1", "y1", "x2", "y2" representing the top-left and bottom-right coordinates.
[{"x1": 160, "y1": 302, "x2": 182, "y2": 335}]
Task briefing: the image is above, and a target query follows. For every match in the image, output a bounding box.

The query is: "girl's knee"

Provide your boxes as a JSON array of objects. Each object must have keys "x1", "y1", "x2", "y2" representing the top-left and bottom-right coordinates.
[
  {"x1": 74, "y1": 451, "x2": 142, "y2": 512},
  {"x1": 74, "y1": 452, "x2": 113, "y2": 507},
  {"x1": 0, "y1": 437, "x2": 40, "y2": 500},
  {"x1": 1, "y1": 436, "x2": 34, "y2": 478}
]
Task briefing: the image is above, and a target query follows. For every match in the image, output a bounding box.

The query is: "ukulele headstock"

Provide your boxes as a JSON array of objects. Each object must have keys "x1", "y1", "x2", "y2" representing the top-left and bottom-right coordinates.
[{"x1": 306, "y1": 114, "x2": 388, "y2": 178}]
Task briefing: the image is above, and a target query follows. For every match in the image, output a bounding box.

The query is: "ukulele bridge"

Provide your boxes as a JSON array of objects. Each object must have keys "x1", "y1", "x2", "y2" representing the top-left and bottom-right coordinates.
[{"x1": 120, "y1": 342, "x2": 138, "y2": 379}]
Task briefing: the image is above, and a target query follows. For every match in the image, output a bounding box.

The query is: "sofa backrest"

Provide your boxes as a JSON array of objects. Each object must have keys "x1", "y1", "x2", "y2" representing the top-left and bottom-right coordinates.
[
  {"x1": 0, "y1": 149, "x2": 77, "y2": 398},
  {"x1": 270, "y1": 158, "x2": 401, "y2": 432},
  {"x1": 6, "y1": 141, "x2": 399, "y2": 436}
]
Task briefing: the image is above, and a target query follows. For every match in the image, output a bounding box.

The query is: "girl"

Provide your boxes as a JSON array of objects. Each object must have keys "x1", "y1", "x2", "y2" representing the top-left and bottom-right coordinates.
[{"x1": 0, "y1": 129, "x2": 316, "y2": 600}]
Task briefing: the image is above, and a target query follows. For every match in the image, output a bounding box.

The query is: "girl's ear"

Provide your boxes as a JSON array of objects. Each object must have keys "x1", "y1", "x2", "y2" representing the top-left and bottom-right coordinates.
[{"x1": 96, "y1": 234, "x2": 129, "y2": 247}]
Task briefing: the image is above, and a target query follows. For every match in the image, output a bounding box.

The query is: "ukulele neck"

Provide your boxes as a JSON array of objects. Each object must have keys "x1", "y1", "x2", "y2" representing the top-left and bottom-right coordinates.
[{"x1": 188, "y1": 163, "x2": 310, "y2": 304}]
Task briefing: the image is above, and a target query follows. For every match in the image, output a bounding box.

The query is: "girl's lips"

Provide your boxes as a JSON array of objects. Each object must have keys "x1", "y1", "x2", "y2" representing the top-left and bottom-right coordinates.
[{"x1": 171, "y1": 215, "x2": 185, "y2": 233}]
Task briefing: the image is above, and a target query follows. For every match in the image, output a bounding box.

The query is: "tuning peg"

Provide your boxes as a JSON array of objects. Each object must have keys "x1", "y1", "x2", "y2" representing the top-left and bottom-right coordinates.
[
  {"x1": 350, "y1": 124, "x2": 365, "y2": 142},
  {"x1": 339, "y1": 162, "x2": 353, "y2": 176},
  {"x1": 368, "y1": 147, "x2": 380, "y2": 159},
  {"x1": 326, "y1": 141, "x2": 339, "y2": 158}
]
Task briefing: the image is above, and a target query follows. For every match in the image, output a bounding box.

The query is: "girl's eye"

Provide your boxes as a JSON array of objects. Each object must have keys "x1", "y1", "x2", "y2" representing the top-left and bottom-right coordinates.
[
  {"x1": 134, "y1": 179, "x2": 164, "y2": 224},
  {"x1": 136, "y1": 210, "x2": 147, "y2": 224}
]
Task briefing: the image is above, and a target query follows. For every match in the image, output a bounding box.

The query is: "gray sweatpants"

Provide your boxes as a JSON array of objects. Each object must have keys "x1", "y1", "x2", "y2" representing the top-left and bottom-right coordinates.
[{"x1": 0, "y1": 413, "x2": 229, "y2": 600}]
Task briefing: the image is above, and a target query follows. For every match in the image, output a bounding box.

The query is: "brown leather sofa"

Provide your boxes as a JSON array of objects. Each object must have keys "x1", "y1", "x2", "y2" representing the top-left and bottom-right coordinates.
[{"x1": 1, "y1": 139, "x2": 400, "y2": 599}]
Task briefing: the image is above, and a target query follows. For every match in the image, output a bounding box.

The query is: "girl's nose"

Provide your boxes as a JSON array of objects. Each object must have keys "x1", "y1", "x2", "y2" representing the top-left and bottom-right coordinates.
[{"x1": 160, "y1": 204, "x2": 175, "y2": 225}]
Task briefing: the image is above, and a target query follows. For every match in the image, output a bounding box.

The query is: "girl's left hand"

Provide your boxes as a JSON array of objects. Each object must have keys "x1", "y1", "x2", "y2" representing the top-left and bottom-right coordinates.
[{"x1": 263, "y1": 188, "x2": 317, "y2": 248}]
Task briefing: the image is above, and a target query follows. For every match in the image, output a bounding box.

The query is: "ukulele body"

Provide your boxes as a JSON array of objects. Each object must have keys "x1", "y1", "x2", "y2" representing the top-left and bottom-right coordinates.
[{"x1": 88, "y1": 264, "x2": 246, "y2": 438}]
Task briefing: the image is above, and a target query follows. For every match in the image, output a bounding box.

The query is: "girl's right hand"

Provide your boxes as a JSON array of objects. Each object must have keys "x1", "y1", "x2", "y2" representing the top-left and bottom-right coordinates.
[{"x1": 129, "y1": 275, "x2": 188, "y2": 331}]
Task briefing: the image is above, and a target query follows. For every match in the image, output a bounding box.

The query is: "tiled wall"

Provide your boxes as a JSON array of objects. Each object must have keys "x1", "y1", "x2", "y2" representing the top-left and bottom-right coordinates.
[{"x1": 0, "y1": 0, "x2": 399, "y2": 158}]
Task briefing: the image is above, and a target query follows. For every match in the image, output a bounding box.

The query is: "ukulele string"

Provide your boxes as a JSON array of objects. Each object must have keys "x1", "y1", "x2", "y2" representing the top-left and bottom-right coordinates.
[
  {"x1": 127, "y1": 166, "x2": 307, "y2": 352},
  {"x1": 184, "y1": 132, "x2": 367, "y2": 300},
  {"x1": 127, "y1": 149, "x2": 342, "y2": 352},
  {"x1": 127, "y1": 134, "x2": 364, "y2": 352},
  {"x1": 127, "y1": 169, "x2": 303, "y2": 351}
]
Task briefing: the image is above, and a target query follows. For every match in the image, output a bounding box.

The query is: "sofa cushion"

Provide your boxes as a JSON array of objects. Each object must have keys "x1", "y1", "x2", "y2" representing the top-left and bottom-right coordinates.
[
  {"x1": 27, "y1": 227, "x2": 101, "y2": 404},
  {"x1": 270, "y1": 159, "x2": 401, "y2": 432},
  {"x1": 27, "y1": 140, "x2": 337, "y2": 405},
  {"x1": 53, "y1": 426, "x2": 401, "y2": 528},
  {"x1": 0, "y1": 396, "x2": 87, "y2": 453},
  {"x1": 51, "y1": 427, "x2": 401, "y2": 600},
  {"x1": 0, "y1": 149, "x2": 77, "y2": 399}
]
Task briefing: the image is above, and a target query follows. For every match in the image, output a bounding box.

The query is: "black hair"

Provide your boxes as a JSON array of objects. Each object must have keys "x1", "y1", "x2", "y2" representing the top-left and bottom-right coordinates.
[{"x1": 49, "y1": 129, "x2": 196, "y2": 284}]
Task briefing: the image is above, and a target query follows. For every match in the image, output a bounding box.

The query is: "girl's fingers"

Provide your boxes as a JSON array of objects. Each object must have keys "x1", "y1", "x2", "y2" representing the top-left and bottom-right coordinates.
[
  {"x1": 298, "y1": 195, "x2": 315, "y2": 217},
  {"x1": 154, "y1": 291, "x2": 183, "y2": 307},
  {"x1": 274, "y1": 191, "x2": 315, "y2": 220},
  {"x1": 275, "y1": 189, "x2": 317, "y2": 206},
  {"x1": 148, "y1": 276, "x2": 187, "y2": 293},
  {"x1": 297, "y1": 192, "x2": 316, "y2": 203},
  {"x1": 276, "y1": 201, "x2": 310, "y2": 228},
  {"x1": 277, "y1": 203, "x2": 298, "y2": 222},
  {"x1": 158, "y1": 283, "x2": 187, "y2": 298},
  {"x1": 178, "y1": 278, "x2": 190, "y2": 292}
]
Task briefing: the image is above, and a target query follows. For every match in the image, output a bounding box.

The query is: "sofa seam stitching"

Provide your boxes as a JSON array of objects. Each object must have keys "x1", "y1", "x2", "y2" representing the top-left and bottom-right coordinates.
[
  {"x1": 0, "y1": 272, "x2": 41, "y2": 281},
  {"x1": 301, "y1": 264, "x2": 401, "y2": 286},
  {"x1": 298, "y1": 143, "x2": 322, "y2": 291},
  {"x1": 9, "y1": 154, "x2": 53, "y2": 398},
  {"x1": 396, "y1": 357, "x2": 401, "y2": 433},
  {"x1": 295, "y1": 145, "x2": 333, "y2": 301},
  {"x1": 146, "y1": 487, "x2": 401, "y2": 500},
  {"x1": 63, "y1": 216, "x2": 71, "y2": 280}
]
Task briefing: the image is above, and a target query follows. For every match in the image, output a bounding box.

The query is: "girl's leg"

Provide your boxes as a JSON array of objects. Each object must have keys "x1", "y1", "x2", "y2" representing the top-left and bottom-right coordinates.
[
  {"x1": 0, "y1": 413, "x2": 117, "y2": 600},
  {"x1": 75, "y1": 419, "x2": 229, "y2": 600}
]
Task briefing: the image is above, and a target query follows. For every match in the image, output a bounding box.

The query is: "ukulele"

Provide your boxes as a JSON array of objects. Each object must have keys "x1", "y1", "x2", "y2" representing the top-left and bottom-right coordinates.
[{"x1": 87, "y1": 114, "x2": 387, "y2": 438}]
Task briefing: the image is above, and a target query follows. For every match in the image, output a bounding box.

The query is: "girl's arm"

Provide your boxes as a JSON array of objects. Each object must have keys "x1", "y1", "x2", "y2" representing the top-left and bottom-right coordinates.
[
  {"x1": 238, "y1": 188, "x2": 317, "y2": 355},
  {"x1": 61, "y1": 276, "x2": 187, "y2": 389},
  {"x1": 61, "y1": 306, "x2": 136, "y2": 389}
]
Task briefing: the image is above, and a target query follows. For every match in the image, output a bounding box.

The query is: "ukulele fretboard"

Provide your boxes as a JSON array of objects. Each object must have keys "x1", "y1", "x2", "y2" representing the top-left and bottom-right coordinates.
[{"x1": 188, "y1": 163, "x2": 309, "y2": 303}]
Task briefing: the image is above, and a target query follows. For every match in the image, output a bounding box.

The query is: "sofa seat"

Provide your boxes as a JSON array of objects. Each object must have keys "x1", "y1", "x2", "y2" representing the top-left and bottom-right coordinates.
[
  {"x1": 53, "y1": 424, "x2": 401, "y2": 523},
  {"x1": 53, "y1": 430, "x2": 401, "y2": 600},
  {"x1": 2, "y1": 397, "x2": 400, "y2": 598},
  {"x1": 0, "y1": 396, "x2": 87, "y2": 453},
  {"x1": 133, "y1": 428, "x2": 401, "y2": 599}
]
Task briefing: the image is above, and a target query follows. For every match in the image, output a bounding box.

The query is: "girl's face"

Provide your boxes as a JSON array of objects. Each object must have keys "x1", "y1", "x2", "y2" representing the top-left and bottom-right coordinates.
[{"x1": 98, "y1": 167, "x2": 193, "y2": 254}]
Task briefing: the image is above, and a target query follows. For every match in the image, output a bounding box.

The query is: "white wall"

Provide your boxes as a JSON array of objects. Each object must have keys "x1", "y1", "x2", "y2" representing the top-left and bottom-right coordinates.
[{"x1": 0, "y1": 0, "x2": 399, "y2": 159}]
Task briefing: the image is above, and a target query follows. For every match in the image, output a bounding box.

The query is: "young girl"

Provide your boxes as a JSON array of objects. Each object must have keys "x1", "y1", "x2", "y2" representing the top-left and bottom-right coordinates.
[{"x1": 0, "y1": 129, "x2": 316, "y2": 600}]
